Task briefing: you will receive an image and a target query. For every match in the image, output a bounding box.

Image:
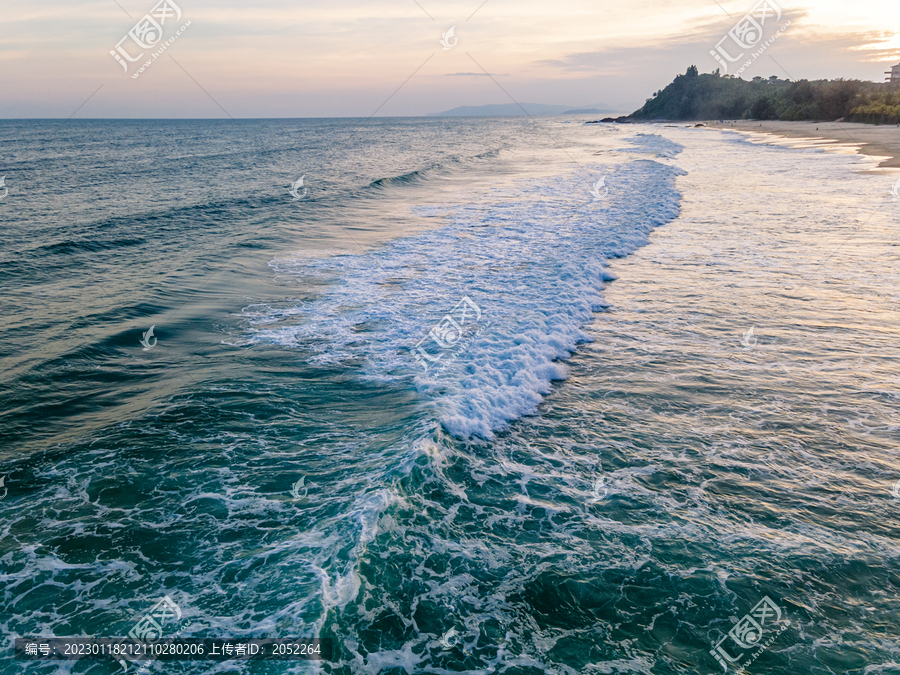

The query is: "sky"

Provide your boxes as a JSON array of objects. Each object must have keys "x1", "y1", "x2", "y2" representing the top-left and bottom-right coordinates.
[{"x1": 1, "y1": 0, "x2": 899, "y2": 118}]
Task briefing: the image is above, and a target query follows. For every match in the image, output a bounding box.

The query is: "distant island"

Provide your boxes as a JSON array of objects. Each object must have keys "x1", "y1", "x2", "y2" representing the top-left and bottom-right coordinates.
[
  {"x1": 604, "y1": 66, "x2": 900, "y2": 124},
  {"x1": 428, "y1": 103, "x2": 623, "y2": 117}
]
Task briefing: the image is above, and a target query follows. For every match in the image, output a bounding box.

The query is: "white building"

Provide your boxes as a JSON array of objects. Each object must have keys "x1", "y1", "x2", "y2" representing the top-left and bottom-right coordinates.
[{"x1": 885, "y1": 63, "x2": 900, "y2": 83}]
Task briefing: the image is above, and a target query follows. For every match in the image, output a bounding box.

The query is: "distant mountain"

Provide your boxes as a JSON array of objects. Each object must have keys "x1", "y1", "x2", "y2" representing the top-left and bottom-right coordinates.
[
  {"x1": 427, "y1": 103, "x2": 619, "y2": 117},
  {"x1": 562, "y1": 108, "x2": 611, "y2": 114}
]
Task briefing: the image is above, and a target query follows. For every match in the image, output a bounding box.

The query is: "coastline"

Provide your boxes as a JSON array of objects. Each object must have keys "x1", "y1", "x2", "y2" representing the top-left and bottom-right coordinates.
[{"x1": 705, "y1": 120, "x2": 900, "y2": 169}]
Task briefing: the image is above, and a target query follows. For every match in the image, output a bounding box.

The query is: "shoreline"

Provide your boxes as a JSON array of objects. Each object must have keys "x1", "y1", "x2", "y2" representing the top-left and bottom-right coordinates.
[{"x1": 705, "y1": 120, "x2": 900, "y2": 170}]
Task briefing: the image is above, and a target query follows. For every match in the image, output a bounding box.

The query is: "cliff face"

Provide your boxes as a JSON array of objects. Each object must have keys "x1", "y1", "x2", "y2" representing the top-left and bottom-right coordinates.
[{"x1": 629, "y1": 68, "x2": 900, "y2": 123}]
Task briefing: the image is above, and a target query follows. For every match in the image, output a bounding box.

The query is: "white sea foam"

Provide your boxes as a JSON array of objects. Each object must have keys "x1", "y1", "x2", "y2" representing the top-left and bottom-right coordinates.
[
  {"x1": 312, "y1": 487, "x2": 398, "y2": 616},
  {"x1": 247, "y1": 136, "x2": 685, "y2": 439}
]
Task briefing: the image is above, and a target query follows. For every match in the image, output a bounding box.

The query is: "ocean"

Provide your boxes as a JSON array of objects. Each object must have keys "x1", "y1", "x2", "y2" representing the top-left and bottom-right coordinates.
[{"x1": 1, "y1": 117, "x2": 899, "y2": 674}]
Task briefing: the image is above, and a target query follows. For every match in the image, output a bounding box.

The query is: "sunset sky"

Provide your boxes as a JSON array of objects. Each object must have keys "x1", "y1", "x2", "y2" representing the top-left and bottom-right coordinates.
[{"x1": 2, "y1": 0, "x2": 899, "y2": 118}]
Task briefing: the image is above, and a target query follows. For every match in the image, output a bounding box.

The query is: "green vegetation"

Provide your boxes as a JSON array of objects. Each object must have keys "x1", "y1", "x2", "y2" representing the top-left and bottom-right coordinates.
[{"x1": 629, "y1": 67, "x2": 900, "y2": 124}]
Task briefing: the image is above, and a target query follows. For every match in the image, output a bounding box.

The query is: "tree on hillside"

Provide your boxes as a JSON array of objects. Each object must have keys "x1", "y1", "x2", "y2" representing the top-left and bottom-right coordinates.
[{"x1": 628, "y1": 68, "x2": 896, "y2": 123}]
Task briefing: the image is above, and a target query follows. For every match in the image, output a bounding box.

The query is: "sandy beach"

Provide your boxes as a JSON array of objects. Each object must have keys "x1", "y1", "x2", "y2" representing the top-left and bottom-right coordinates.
[{"x1": 706, "y1": 120, "x2": 900, "y2": 169}]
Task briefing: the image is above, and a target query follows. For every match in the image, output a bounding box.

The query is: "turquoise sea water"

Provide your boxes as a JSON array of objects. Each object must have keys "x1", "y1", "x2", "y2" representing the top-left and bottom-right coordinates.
[{"x1": 1, "y1": 118, "x2": 899, "y2": 674}]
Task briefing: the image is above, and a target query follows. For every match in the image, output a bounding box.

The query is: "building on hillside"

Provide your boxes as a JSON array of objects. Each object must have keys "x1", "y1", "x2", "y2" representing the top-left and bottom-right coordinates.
[{"x1": 885, "y1": 63, "x2": 900, "y2": 83}]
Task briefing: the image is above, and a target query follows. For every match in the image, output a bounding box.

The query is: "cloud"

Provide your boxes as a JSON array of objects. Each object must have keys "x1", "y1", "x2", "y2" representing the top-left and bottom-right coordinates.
[{"x1": 532, "y1": 9, "x2": 808, "y2": 74}]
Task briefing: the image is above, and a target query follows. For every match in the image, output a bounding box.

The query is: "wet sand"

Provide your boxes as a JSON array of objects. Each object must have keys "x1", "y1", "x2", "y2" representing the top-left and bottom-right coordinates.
[{"x1": 705, "y1": 120, "x2": 900, "y2": 169}]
